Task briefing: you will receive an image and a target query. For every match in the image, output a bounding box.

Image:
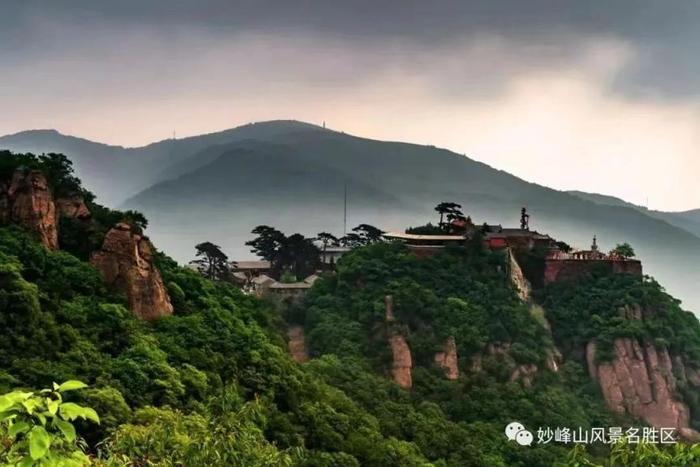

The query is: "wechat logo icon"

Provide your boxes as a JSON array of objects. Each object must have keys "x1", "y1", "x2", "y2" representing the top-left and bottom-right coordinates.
[{"x1": 505, "y1": 421, "x2": 533, "y2": 446}]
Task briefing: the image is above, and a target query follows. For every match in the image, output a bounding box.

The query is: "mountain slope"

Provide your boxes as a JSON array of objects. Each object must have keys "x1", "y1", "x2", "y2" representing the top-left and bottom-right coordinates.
[
  {"x1": 124, "y1": 127, "x2": 700, "y2": 313},
  {"x1": 569, "y1": 190, "x2": 700, "y2": 239},
  {"x1": 0, "y1": 121, "x2": 322, "y2": 206}
]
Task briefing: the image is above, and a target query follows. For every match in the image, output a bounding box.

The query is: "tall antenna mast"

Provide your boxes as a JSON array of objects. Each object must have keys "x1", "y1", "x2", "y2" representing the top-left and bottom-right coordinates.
[{"x1": 343, "y1": 183, "x2": 348, "y2": 235}]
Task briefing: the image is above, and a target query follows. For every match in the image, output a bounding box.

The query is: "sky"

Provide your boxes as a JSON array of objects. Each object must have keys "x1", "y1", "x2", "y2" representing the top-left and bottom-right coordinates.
[{"x1": 1, "y1": 1, "x2": 699, "y2": 211}]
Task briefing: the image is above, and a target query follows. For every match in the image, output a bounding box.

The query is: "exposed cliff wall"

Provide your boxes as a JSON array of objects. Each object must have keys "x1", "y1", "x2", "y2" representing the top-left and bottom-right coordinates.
[
  {"x1": 91, "y1": 223, "x2": 173, "y2": 321},
  {"x1": 434, "y1": 336, "x2": 459, "y2": 380},
  {"x1": 288, "y1": 325, "x2": 309, "y2": 363},
  {"x1": 0, "y1": 168, "x2": 92, "y2": 250},
  {"x1": 56, "y1": 195, "x2": 91, "y2": 219},
  {"x1": 385, "y1": 295, "x2": 412, "y2": 389},
  {"x1": 544, "y1": 259, "x2": 642, "y2": 284},
  {"x1": 1, "y1": 170, "x2": 58, "y2": 249},
  {"x1": 470, "y1": 342, "x2": 541, "y2": 387},
  {"x1": 587, "y1": 338, "x2": 700, "y2": 440},
  {"x1": 508, "y1": 249, "x2": 531, "y2": 301}
]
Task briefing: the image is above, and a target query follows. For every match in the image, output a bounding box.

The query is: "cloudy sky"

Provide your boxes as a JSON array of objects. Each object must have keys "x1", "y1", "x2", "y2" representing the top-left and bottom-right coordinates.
[{"x1": 1, "y1": 1, "x2": 699, "y2": 211}]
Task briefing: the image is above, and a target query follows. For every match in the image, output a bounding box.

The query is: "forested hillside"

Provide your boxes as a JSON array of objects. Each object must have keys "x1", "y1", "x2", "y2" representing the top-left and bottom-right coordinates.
[{"x1": 2, "y1": 152, "x2": 700, "y2": 466}]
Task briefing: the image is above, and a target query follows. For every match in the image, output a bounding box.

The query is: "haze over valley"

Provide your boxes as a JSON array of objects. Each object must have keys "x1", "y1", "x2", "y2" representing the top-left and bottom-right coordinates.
[{"x1": 2, "y1": 120, "x2": 698, "y2": 313}]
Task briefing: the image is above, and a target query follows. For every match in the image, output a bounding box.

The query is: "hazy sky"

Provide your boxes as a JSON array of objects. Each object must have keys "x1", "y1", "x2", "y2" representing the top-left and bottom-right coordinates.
[{"x1": 2, "y1": 1, "x2": 699, "y2": 211}]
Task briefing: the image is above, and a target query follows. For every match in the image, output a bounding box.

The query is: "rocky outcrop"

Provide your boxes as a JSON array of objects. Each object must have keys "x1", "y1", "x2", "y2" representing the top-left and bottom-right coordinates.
[
  {"x1": 508, "y1": 249, "x2": 531, "y2": 301},
  {"x1": 434, "y1": 336, "x2": 459, "y2": 380},
  {"x1": 91, "y1": 223, "x2": 173, "y2": 321},
  {"x1": 510, "y1": 363, "x2": 538, "y2": 387},
  {"x1": 56, "y1": 195, "x2": 91, "y2": 219},
  {"x1": 288, "y1": 325, "x2": 309, "y2": 363},
  {"x1": 587, "y1": 339, "x2": 700, "y2": 440},
  {"x1": 0, "y1": 169, "x2": 58, "y2": 249},
  {"x1": 385, "y1": 295, "x2": 412, "y2": 389},
  {"x1": 468, "y1": 341, "x2": 548, "y2": 386}
]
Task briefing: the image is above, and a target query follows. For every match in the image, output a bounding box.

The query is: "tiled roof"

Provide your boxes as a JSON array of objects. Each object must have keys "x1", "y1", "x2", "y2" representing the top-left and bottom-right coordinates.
[
  {"x1": 383, "y1": 232, "x2": 466, "y2": 241},
  {"x1": 232, "y1": 260, "x2": 271, "y2": 270}
]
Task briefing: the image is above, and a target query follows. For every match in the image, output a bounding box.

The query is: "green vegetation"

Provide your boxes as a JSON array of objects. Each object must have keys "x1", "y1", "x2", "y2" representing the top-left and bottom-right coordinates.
[
  {"x1": 610, "y1": 243, "x2": 635, "y2": 259},
  {"x1": 192, "y1": 241, "x2": 231, "y2": 281},
  {"x1": 564, "y1": 441, "x2": 700, "y2": 466},
  {"x1": 246, "y1": 226, "x2": 320, "y2": 279},
  {"x1": 2, "y1": 151, "x2": 700, "y2": 465},
  {"x1": 0, "y1": 381, "x2": 98, "y2": 466},
  {"x1": 301, "y1": 240, "x2": 615, "y2": 465},
  {"x1": 542, "y1": 273, "x2": 700, "y2": 430}
]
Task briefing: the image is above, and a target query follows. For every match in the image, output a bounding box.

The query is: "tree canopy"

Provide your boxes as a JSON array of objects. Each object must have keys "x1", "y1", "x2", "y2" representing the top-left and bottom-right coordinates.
[
  {"x1": 193, "y1": 241, "x2": 231, "y2": 281},
  {"x1": 610, "y1": 242, "x2": 635, "y2": 259}
]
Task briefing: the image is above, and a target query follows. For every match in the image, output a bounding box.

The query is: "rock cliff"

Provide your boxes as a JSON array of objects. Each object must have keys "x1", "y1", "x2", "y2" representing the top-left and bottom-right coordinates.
[
  {"x1": 56, "y1": 195, "x2": 91, "y2": 219},
  {"x1": 1, "y1": 169, "x2": 58, "y2": 249},
  {"x1": 587, "y1": 337, "x2": 700, "y2": 440},
  {"x1": 508, "y1": 249, "x2": 531, "y2": 301},
  {"x1": 434, "y1": 336, "x2": 459, "y2": 380},
  {"x1": 385, "y1": 295, "x2": 412, "y2": 389},
  {"x1": 288, "y1": 325, "x2": 309, "y2": 363},
  {"x1": 91, "y1": 223, "x2": 173, "y2": 321},
  {"x1": 0, "y1": 168, "x2": 91, "y2": 249}
]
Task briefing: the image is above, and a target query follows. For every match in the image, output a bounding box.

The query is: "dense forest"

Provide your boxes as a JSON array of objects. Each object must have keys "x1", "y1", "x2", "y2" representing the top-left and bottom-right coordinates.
[{"x1": 1, "y1": 152, "x2": 700, "y2": 466}]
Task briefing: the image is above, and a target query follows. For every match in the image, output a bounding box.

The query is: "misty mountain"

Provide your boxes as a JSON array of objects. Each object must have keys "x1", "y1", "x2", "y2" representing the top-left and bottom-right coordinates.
[
  {"x1": 569, "y1": 190, "x2": 700, "y2": 238},
  {"x1": 2, "y1": 120, "x2": 698, "y2": 312},
  {"x1": 122, "y1": 125, "x2": 700, "y2": 313},
  {"x1": 0, "y1": 121, "x2": 320, "y2": 206}
]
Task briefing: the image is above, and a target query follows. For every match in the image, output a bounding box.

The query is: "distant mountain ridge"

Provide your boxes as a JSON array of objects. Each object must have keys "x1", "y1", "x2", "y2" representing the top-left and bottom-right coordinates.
[
  {"x1": 1, "y1": 120, "x2": 699, "y2": 312},
  {"x1": 0, "y1": 121, "x2": 323, "y2": 206},
  {"x1": 568, "y1": 190, "x2": 700, "y2": 239}
]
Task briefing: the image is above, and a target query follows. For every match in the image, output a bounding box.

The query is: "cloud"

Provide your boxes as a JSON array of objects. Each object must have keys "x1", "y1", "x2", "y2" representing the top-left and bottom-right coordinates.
[
  {"x1": 4, "y1": 1, "x2": 700, "y2": 98},
  {"x1": 1, "y1": 2, "x2": 699, "y2": 210}
]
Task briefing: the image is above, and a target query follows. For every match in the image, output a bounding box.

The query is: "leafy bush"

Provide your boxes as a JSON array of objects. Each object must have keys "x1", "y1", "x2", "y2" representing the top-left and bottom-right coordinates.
[{"x1": 0, "y1": 381, "x2": 99, "y2": 466}]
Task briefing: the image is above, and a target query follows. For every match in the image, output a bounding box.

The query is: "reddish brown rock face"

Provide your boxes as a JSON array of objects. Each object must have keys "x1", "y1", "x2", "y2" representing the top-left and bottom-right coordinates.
[
  {"x1": 56, "y1": 195, "x2": 91, "y2": 219},
  {"x1": 434, "y1": 336, "x2": 459, "y2": 380},
  {"x1": 508, "y1": 249, "x2": 531, "y2": 301},
  {"x1": 287, "y1": 325, "x2": 309, "y2": 363},
  {"x1": 587, "y1": 339, "x2": 700, "y2": 440},
  {"x1": 2, "y1": 170, "x2": 58, "y2": 249},
  {"x1": 390, "y1": 334, "x2": 413, "y2": 388},
  {"x1": 91, "y1": 223, "x2": 173, "y2": 321},
  {"x1": 385, "y1": 295, "x2": 413, "y2": 389},
  {"x1": 544, "y1": 259, "x2": 642, "y2": 284}
]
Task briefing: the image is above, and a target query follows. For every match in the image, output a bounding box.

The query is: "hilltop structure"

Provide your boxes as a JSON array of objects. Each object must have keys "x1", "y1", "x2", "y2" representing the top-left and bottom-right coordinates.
[
  {"x1": 544, "y1": 236, "x2": 642, "y2": 284},
  {"x1": 385, "y1": 210, "x2": 642, "y2": 285}
]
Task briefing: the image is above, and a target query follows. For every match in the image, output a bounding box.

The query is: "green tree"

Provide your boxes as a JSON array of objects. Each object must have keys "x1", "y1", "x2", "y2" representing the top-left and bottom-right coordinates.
[
  {"x1": 193, "y1": 241, "x2": 231, "y2": 281},
  {"x1": 339, "y1": 233, "x2": 363, "y2": 248},
  {"x1": 434, "y1": 202, "x2": 462, "y2": 228},
  {"x1": 351, "y1": 224, "x2": 384, "y2": 245},
  {"x1": 246, "y1": 225, "x2": 286, "y2": 264},
  {"x1": 280, "y1": 233, "x2": 320, "y2": 279},
  {"x1": 316, "y1": 232, "x2": 339, "y2": 250},
  {"x1": 610, "y1": 242, "x2": 635, "y2": 259},
  {"x1": 248, "y1": 227, "x2": 319, "y2": 278}
]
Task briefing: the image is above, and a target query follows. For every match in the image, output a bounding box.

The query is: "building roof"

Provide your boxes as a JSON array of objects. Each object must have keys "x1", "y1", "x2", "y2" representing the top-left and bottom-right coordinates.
[
  {"x1": 485, "y1": 229, "x2": 552, "y2": 240},
  {"x1": 323, "y1": 247, "x2": 351, "y2": 253},
  {"x1": 383, "y1": 231, "x2": 466, "y2": 241},
  {"x1": 232, "y1": 271, "x2": 248, "y2": 281},
  {"x1": 251, "y1": 274, "x2": 275, "y2": 285},
  {"x1": 269, "y1": 282, "x2": 312, "y2": 290},
  {"x1": 303, "y1": 274, "x2": 320, "y2": 285},
  {"x1": 232, "y1": 260, "x2": 271, "y2": 270}
]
